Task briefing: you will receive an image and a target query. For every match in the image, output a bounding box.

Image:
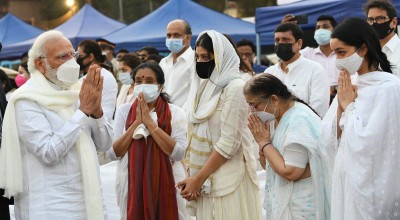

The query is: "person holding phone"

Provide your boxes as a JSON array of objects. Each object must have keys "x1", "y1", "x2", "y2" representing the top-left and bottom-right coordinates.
[{"x1": 282, "y1": 14, "x2": 339, "y2": 103}]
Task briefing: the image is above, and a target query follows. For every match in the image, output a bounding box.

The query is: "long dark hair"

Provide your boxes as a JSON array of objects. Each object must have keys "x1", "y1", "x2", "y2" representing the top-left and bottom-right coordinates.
[
  {"x1": 132, "y1": 62, "x2": 169, "y2": 102},
  {"x1": 243, "y1": 73, "x2": 319, "y2": 117},
  {"x1": 331, "y1": 17, "x2": 392, "y2": 73}
]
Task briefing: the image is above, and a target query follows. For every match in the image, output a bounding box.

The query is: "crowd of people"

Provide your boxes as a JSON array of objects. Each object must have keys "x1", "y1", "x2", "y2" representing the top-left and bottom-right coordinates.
[{"x1": 0, "y1": 0, "x2": 400, "y2": 219}]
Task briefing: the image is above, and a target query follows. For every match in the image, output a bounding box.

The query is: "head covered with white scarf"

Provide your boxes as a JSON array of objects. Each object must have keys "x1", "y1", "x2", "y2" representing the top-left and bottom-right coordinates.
[{"x1": 186, "y1": 30, "x2": 241, "y2": 123}]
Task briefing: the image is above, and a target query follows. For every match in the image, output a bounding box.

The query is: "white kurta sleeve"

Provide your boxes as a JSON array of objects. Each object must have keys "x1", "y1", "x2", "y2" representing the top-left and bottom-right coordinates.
[
  {"x1": 89, "y1": 113, "x2": 113, "y2": 152},
  {"x1": 214, "y1": 80, "x2": 248, "y2": 159},
  {"x1": 100, "y1": 68, "x2": 118, "y2": 121},
  {"x1": 108, "y1": 103, "x2": 131, "y2": 160},
  {"x1": 169, "y1": 104, "x2": 188, "y2": 161},
  {"x1": 15, "y1": 99, "x2": 90, "y2": 166}
]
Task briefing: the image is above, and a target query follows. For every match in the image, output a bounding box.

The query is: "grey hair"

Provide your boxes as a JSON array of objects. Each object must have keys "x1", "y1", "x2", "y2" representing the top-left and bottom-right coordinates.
[{"x1": 28, "y1": 30, "x2": 66, "y2": 73}]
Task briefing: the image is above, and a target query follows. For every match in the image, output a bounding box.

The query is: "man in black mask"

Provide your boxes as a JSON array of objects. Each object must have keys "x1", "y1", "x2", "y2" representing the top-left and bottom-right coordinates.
[
  {"x1": 77, "y1": 40, "x2": 118, "y2": 164},
  {"x1": 365, "y1": 0, "x2": 399, "y2": 77},
  {"x1": 264, "y1": 23, "x2": 329, "y2": 117}
]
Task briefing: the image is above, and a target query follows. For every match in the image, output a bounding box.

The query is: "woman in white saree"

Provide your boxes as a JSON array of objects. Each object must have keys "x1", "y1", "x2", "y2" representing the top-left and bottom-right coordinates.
[
  {"x1": 325, "y1": 17, "x2": 400, "y2": 219},
  {"x1": 177, "y1": 30, "x2": 261, "y2": 220},
  {"x1": 245, "y1": 73, "x2": 331, "y2": 220}
]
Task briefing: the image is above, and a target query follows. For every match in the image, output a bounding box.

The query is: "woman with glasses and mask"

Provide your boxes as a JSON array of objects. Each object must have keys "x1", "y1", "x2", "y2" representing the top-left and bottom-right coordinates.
[
  {"x1": 245, "y1": 73, "x2": 331, "y2": 220},
  {"x1": 323, "y1": 17, "x2": 400, "y2": 220},
  {"x1": 177, "y1": 30, "x2": 261, "y2": 220},
  {"x1": 110, "y1": 62, "x2": 188, "y2": 220},
  {"x1": 116, "y1": 53, "x2": 142, "y2": 108}
]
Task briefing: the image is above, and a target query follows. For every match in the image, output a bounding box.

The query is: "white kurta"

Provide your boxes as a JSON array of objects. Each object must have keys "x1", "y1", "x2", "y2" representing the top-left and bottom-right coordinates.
[
  {"x1": 328, "y1": 71, "x2": 400, "y2": 219},
  {"x1": 382, "y1": 34, "x2": 400, "y2": 78},
  {"x1": 13, "y1": 85, "x2": 113, "y2": 220}
]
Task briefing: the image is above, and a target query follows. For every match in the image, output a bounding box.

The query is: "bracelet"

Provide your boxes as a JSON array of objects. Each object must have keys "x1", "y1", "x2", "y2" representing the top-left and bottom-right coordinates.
[
  {"x1": 151, "y1": 124, "x2": 159, "y2": 134},
  {"x1": 259, "y1": 142, "x2": 271, "y2": 156}
]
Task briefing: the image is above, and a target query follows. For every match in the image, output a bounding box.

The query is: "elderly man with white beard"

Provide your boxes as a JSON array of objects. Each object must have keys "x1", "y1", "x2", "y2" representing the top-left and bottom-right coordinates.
[{"x1": 0, "y1": 30, "x2": 112, "y2": 220}]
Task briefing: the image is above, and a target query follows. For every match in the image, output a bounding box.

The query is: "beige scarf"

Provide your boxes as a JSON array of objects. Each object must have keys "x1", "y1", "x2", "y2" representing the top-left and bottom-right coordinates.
[{"x1": 0, "y1": 70, "x2": 104, "y2": 220}]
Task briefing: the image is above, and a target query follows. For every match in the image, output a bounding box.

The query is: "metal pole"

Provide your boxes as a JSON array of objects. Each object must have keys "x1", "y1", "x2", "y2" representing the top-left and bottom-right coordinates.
[
  {"x1": 119, "y1": 0, "x2": 124, "y2": 22},
  {"x1": 256, "y1": 33, "x2": 261, "y2": 65}
]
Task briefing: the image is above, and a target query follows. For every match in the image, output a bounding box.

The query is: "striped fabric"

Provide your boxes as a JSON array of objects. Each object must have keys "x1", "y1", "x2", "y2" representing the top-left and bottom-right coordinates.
[{"x1": 125, "y1": 97, "x2": 178, "y2": 220}]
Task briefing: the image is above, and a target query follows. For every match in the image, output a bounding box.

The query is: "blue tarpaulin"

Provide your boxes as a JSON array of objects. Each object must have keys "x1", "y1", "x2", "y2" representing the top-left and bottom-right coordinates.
[
  {"x1": 1, "y1": 4, "x2": 126, "y2": 60},
  {"x1": 105, "y1": 0, "x2": 258, "y2": 52},
  {"x1": 0, "y1": 13, "x2": 43, "y2": 46},
  {"x1": 255, "y1": 0, "x2": 400, "y2": 45}
]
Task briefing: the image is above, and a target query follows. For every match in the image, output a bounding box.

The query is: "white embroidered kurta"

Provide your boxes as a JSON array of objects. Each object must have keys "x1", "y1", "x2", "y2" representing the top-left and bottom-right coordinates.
[
  {"x1": 13, "y1": 82, "x2": 113, "y2": 220},
  {"x1": 327, "y1": 71, "x2": 400, "y2": 219}
]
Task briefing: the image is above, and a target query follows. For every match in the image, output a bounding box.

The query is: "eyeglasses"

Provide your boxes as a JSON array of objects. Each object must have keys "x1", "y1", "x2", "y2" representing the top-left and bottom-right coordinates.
[
  {"x1": 40, "y1": 51, "x2": 79, "y2": 62},
  {"x1": 366, "y1": 16, "x2": 390, "y2": 24},
  {"x1": 248, "y1": 101, "x2": 262, "y2": 113}
]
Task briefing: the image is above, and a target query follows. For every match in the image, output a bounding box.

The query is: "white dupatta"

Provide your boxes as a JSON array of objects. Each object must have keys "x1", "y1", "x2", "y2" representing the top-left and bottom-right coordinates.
[{"x1": 0, "y1": 70, "x2": 105, "y2": 220}]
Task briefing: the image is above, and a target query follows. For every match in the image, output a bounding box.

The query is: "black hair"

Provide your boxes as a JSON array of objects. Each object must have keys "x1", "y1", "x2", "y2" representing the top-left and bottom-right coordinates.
[
  {"x1": 243, "y1": 73, "x2": 319, "y2": 117},
  {"x1": 236, "y1": 39, "x2": 256, "y2": 53},
  {"x1": 182, "y1": 20, "x2": 192, "y2": 35},
  {"x1": 132, "y1": 62, "x2": 169, "y2": 101},
  {"x1": 78, "y1": 40, "x2": 105, "y2": 63},
  {"x1": 119, "y1": 53, "x2": 142, "y2": 72},
  {"x1": 140, "y1": 46, "x2": 159, "y2": 55},
  {"x1": 317, "y1": 15, "x2": 338, "y2": 27},
  {"x1": 147, "y1": 54, "x2": 164, "y2": 63},
  {"x1": 0, "y1": 69, "x2": 13, "y2": 94},
  {"x1": 20, "y1": 60, "x2": 29, "y2": 74},
  {"x1": 331, "y1": 17, "x2": 392, "y2": 73},
  {"x1": 364, "y1": 0, "x2": 397, "y2": 19},
  {"x1": 225, "y1": 34, "x2": 253, "y2": 74},
  {"x1": 274, "y1": 23, "x2": 304, "y2": 41},
  {"x1": 116, "y1": 49, "x2": 129, "y2": 54},
  {"x1": 195, "y1": 33, "x2": 214, "y2": 53}
]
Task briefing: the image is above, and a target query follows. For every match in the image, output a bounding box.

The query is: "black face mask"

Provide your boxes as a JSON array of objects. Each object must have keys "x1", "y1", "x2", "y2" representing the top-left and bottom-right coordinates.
[
  {"x1": 196, "y1": 60, "x2": 215, "y2": 79},
  {"x1": 275, "y1": 43, "x2": 295, "y2": 61},
  {"x1": 372, "y1": 20, "x2": 394, "y2": 39},
  {"x1": 77, "y1": 55, "x2": 89, "y2": 71}
]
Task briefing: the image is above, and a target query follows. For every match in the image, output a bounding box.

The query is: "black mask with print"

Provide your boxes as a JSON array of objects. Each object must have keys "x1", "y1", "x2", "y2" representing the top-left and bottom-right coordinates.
[{"x1": 372, "y1": 20, "x2": 394, "y2": 39}]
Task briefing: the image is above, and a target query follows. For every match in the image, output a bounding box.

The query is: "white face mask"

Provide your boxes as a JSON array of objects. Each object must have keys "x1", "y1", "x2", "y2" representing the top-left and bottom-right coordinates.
[
  {"x1": 335, "y1": 49, "x2": 363, "y2": 75},
  {"x1": 253, "y1": 99, "x2": 277, "y2": 124},
  {"x1": 133, "y1": 84, "x2": 160, "y2": 103},
  {"x1": 118, "y1": 71, "x2": 133, "y2": 85},
  {"x1": 45, "y1": 59, "x2": 80, "y2": 89}
]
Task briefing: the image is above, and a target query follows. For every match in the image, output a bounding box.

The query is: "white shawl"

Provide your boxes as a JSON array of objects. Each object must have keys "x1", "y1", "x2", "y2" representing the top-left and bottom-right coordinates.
[{"x1": 0, "y1": 70, "x2": 104, "y2": 220}]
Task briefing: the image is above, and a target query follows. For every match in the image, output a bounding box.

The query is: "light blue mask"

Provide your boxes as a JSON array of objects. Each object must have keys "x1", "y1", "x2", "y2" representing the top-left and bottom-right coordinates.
[
  {"x1": 166, "y1": 38, "x2": 185, "y2": 53},
  {"x1": 118, "y1": 72, "x2": 133, "y2": 85},
  {"x1": 314, "y1": 29, "x2": 332, "y2": 45}
]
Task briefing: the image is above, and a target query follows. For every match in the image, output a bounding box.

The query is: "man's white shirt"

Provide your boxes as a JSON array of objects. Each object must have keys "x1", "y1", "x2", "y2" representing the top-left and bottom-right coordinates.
[
  {"x1": 159, "y1": 47, "x2": 195, "y2": 108},
  {"x1": 264, "y1": 56, "x2": 330, "y2": 117},
  {"x1": 382, "y1": 34, "x2": 400, "y2": 77}
]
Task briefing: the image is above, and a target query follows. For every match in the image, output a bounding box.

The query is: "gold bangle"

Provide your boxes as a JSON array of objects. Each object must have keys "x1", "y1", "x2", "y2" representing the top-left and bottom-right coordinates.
[{"x1": 152, "y1": 124, "x2": 159, "y2": 134}]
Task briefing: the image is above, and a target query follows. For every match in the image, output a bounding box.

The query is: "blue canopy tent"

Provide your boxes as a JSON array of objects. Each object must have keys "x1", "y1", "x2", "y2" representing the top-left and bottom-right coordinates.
[
  {"x1": 0, "y1": 13, "x2": 43, "y2": 59},
  {"x1": 1, "y1": 4, "x2": 126, "y2": 60},
  {"x1": 105, "y1": 0, "x2": 257, "y2": 52},
  {"x1": 254, "y1": 0, "x2": 400, "y2": 63}
]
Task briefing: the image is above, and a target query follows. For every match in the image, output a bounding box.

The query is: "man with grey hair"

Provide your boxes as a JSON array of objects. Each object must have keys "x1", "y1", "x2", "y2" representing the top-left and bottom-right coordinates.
[{"x1": 0, "y1": 30, "x2": 112, "y2": 220}]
